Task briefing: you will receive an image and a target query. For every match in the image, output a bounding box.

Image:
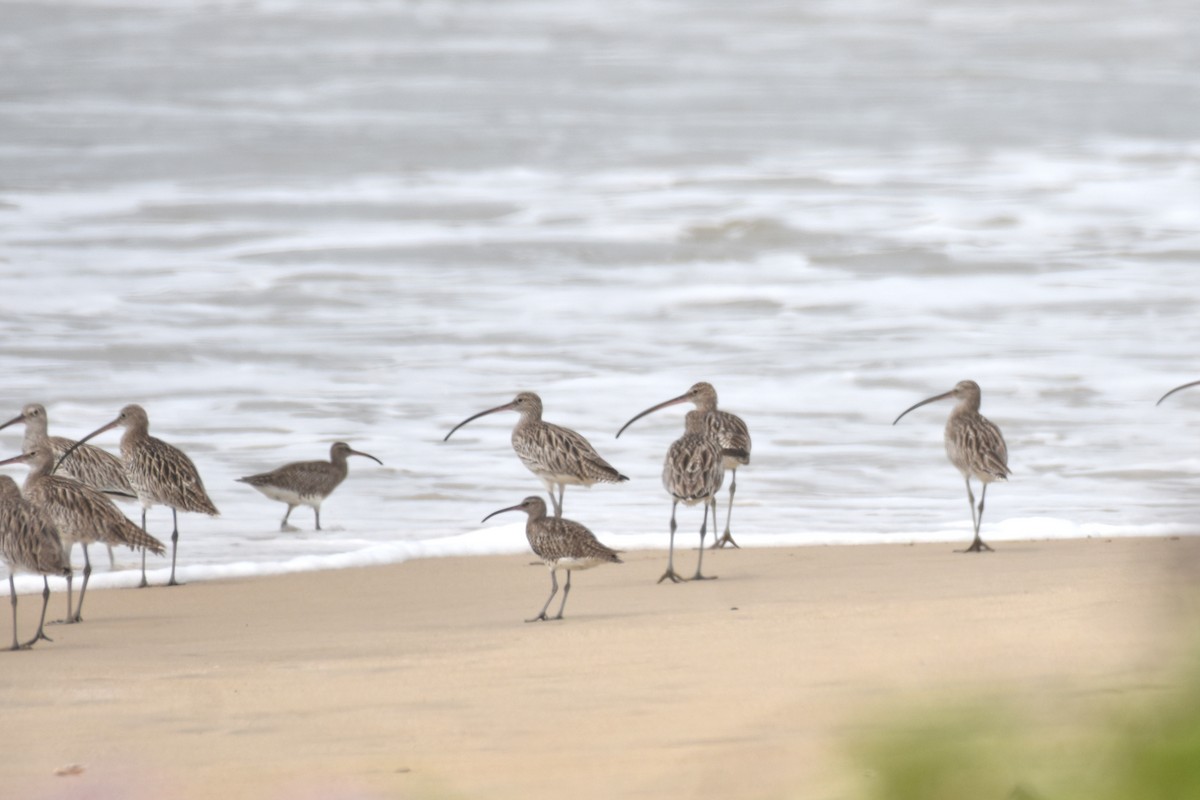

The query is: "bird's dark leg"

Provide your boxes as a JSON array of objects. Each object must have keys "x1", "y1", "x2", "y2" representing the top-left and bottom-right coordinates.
[
  {"x1": 659, "y1": 500, "x2": 684, "y2": 583},
  {"x1": 280, "y1": 504, "x2": 294, "y2": 531},
  {"x1": 63, "y1": 546, "x2": 75, "y2": 622},
  {"x1": 313, "y1": 507, "x2": 321, "y2": 531},
  {"x1": 72, "y1": 544, "x2": 92, "y2": 622},
  {"x1": 690, "y1": 500, "x2": 717, "y2": 581},
  {"x1": 8, "y1": 574, "x2": 21, "y2": 651},
  {"x1": 106, "y1": 544, "x2": 116, "y2": 570},
  {"x1": 167, "y1": 507, "x2": 182, "y2": 586},
  {"x1": 958, "y1": 480, "x2": 994, "y2": 553},
  {"x1": 713, "y1": 469, "x2": 740, "y2": 549},
  {"x1": 527, "y1": 569, "x2": 559, "y2": 622},
  {"x1": 553, "y1": 570, "x2": 572, "y2": 620},
  {"x1": 24, "y1": 576, "x2": 53, "y2": 647},
  {"x1": 138, "y1": 508, "x2": 149, "y2": 588}
]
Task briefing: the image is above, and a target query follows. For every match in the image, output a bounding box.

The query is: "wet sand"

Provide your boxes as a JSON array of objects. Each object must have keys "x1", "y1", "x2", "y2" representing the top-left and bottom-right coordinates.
[{"x1": 3, "y1": 536, "x2": 1197, "y2": 800}]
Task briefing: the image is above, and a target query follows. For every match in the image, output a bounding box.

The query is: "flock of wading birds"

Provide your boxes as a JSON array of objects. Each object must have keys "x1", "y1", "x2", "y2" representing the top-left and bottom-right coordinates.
[{"x1": 4, "y1": 376, "x2": 1200, "y2": 648}]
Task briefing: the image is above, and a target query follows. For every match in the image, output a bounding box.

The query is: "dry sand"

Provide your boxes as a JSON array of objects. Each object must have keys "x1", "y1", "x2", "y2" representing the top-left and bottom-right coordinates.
[{"x1": 3, "y1": 536, "x2": 1198, "y2": 800}]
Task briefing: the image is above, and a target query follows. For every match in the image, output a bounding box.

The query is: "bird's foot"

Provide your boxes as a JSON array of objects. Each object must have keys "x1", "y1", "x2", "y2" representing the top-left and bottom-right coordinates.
[
  {"x1": 710, "y1": 532, "x2": 740, "y2": 549},
  {"x1": 167, "y1": 578, "x2": 183, "y2": 587},
  {"x1": 957, "y1": 540, "x2": 994, "y2": 553},
  {"x1": 9, "y1": 641, "x2": 33, "y2": 651},
  {"x1": 280, "y1": 523, "x2": 300, "y2": 533},
  {"x1": 19, "y1": 632, "x2": 50, "y2": 648},
  {"x1": 688, "y1": 572, "x2": 717, "y2": 581},
  {"x1": 137, "y1": 577, "x2": 149, "y2": 589},
  {"x1": 657, "y1": 568, "x2": 685, "y2": 584},
  {"x1": 524, "y1": 613, "x2": 552, "y2": 623},
  {"x1": 49, "y1": 617, "x2": 79, "y2": 626}
]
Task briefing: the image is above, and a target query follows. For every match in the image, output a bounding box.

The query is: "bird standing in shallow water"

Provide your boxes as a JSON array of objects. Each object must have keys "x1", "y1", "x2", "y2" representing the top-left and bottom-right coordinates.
[
  {"x1": 618, "y1": 395, "x2": 735, "y2": 583},
  {"x1": 0, "y1": 475, "x2": 71, "y2": 650},
  {"x1": 0, "y1": 445, "x2": 164, "y2": 623},
  {"x1": 481, "y1": 495, "x2": 621, "y2": 622},
  {"x1": 238, "y1": 442, "x2": 383, "y2": 531},
  {"x1": 61, "y1": 405, "x2": 217, "y2": 587},
  {"x1": 893, "y1": 380, "x2": 1010, "y2": 553},
  {"x1": 444, "y1": 392, "x2": 628, "y2": 518}
]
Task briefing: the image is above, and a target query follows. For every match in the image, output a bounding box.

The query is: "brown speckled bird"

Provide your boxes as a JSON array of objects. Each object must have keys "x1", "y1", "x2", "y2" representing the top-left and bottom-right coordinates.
[
  {"x1": 893, "y1": 380, "x2": 1010, "y2": 553},
  {"x1": 1, "y1": 402, "x2": 135, "y2": 568},
  {"x1": 482, "y1": 496, "x2": 621, "y2": 622},
  {"x1": 237, "y1": 442, "x2": 382, "y2": 531},
  {"x1": 61, "y1": 404, "x2": 217, "y2": 587},
  {"x1": 444, "y1": 392, "x2": 627, "y2": 518},
  {"x1": 0, "y1": 475, "x2": 71, "y2": 650},
  {"x1": 618, "y1": 396, "x2": 733, "y2": 584},
  {"x1": 0, "y1": 445, "x2": 164, "y2": 623}
]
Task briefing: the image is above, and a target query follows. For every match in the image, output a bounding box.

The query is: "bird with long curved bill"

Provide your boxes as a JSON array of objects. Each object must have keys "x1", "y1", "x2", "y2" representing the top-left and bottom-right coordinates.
[
  {"x1": 893, "y1": 380, "x2": 1010, "y2": 553},
  {"x1": 481, "y1": 496, "x2": 621, "y2": 622}
]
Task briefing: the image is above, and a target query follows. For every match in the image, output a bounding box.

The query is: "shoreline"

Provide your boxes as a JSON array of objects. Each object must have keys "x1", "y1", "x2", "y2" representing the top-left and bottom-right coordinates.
[{"x1": 3, "y1": 536, "x2": 1198, "y2": 799}]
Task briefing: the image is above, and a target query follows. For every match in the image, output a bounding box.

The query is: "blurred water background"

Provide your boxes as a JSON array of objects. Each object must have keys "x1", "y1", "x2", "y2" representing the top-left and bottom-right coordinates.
[{"x1": 2, "y1": 0, "x2": 1199, "y2": 585}]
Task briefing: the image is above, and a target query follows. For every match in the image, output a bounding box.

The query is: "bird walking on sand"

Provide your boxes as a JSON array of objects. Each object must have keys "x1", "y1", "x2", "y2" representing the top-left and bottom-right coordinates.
[
  {"x1": 481, "y1": 496, "x2": 621, "y2": 622},
  {"x1": 60, "y1": 405, "x2": 217, "y2": 587},
  {"x1": 238, "y1": 442, "x2": 383, "y2": 531},
  {"x1": 1, "y1": 402, "x2": 135, "y2": 568},
  {"x1": 444, "y1": 392, "x2": 628, "y2": 518},
  {"x1": 1157, "y1": 380, "x2": 1200, "y2": 406},
  {"x1": 618, "y1": 396, "x2": 738, "y2": 583},
  {"x1": 618, "y1": 383, "x2": 750, "y2": 549},
  {"x1": 893, "y1": 380, "x2": 1010, "y2": 553},
  {"x1": 0, "y1": 446, "x2": 164, "y2": 623},
  {"x1": 0, "y1": 475, "x2": 71, "y2": 650}
]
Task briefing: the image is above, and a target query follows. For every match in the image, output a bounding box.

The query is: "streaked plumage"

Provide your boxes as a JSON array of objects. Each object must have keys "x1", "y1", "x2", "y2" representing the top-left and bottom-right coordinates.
[
  {"x1": 482, "y1": 496, "x2": 622, "y2": 622},
  {"x1": 0, "y1": 446, "x2": 164, "y2": 624},
  {"x1": 61, "y1": 404, "x2": 218, "y2": 587},
  {"x1": 618, "y1": 394, "x2": 727, "y2": 583},
  {"x1": 642, "y1": 382, "x2": 751, "y2": 548},
  {"x1": 444, "y1": 392, "x2": 628, "y2": 517},
  {"x1": 0, "y1": 475, "x2": 71, "y2": 650},
  {"x1": 1, "y1": 402, "x2": 134, "y2": 568},
  {"x1": 238, "y1": 442, "x2": 383, "y2": 530},
  {"x1": 893, "y1": 380, "x2": 1010, "y2": 553}
]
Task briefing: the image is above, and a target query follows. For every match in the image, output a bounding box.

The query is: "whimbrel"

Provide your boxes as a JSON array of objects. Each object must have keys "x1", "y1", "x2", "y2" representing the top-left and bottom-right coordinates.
[
  {"x1": 445, "y1": 392, "x2": 628, "y2": 517},
  {"x1": 481, "y1": 496, "x2": 621, "y2": 622},
  {"x1": 618, "y1": 398, "x2": 733, "y2": 583},
  {"x1": 61, "y1": 405, "x2": 217, "y2": 587},
  {"x1": 1157, "y1": 380, "x2": 1200, "y2": 406},
  {"x1": 0, "y1": 475, "x2": 70, "y2": 650},
  {"x1": 0, "y1": 446, "x2": 164, "y2": 622},
  {"x1": 1, "y1": 402, "x2": 135, "y2": 567},
  {"x1": 893, "y1": 380, "x2": 1010, "y2": 553},
  {"x1": 237, "y1": 442, "x2": 383, "y2": 531}
]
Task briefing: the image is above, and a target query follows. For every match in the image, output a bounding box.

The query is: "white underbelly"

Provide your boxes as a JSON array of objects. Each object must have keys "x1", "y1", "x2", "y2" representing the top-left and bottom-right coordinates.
[
  {"x1": 254, "y1": 485, "x2": 321, "y2": 508},
  {"x1": 550, "y1": 557, "x2": 606, "y2": 571}
]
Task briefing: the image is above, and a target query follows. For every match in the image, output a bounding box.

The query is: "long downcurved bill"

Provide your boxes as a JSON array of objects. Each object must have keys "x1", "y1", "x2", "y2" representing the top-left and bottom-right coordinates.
[
  {"x1": 481, "y1": 503, "x2": 523, "y2": 524},
  {"x1": 54, "y1": 417, "x2": 120, "y2": 474},
  {"x1": 892, "y1": 390, "x2": 954, "y2": 426},
  {"x1": 615, "y1": 393, "x2": 690, "y2": 439},
  {"x1": 0, "y1": 453, "x2": 30, "y2": 467},
  {"x1": 443, "y1": 401, "x2": 518, "y2": 442},
  {"x1": 349, "y1": 449, "x2": 384, "y2": 465},
  {"x1": 1157, "y1": 380, "x2": 1200, "y2": 407},
  {"x1": 0, "y1": 412, "x2": 26, "y2": 432}
]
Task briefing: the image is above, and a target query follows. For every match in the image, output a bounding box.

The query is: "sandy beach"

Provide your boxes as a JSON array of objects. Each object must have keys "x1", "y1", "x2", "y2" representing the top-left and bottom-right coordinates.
[{"x1": 3, "y1": 536, "x2": 1197, "y2": 800}]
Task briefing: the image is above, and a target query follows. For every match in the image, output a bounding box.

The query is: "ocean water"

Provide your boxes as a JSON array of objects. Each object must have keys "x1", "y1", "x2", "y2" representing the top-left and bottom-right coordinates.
[{"x1": 2, "y1": 0, "x2": 1199, "y2": 590}]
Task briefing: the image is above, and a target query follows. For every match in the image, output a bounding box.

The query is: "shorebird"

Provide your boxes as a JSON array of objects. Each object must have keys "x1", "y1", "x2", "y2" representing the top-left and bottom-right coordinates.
[
  {"x1": 444, "y1": 392, "x2": 628, "y2": 518},
  {"x1": 1157, "y1": 380, "x2": 1200, "y2": 406},
  {"x1": 237, "y1": 442, "x2": 383, "y2": 531},
  {"x1": 618, "y1": 397, "x2": 736, "y2": 583},
  {"x1": 60, "y1": 404, "x2": 217, "y2": 587},
  {"x1": 481, "y1": 496, "x2": 621, "y2": 622},
  {"x1": 1, "y1": 402, "x2": 135, "y2": 568},
  {"x1": 893, "y1": 380, "x2": 1010, "y2": 553},
  {"x1": 615, "y1": 383, "x2": 750, "y2": 548},
  {"x1": 0, "y1": 475, "x2": 71, "y2": 650},
  {"x1": 0, "y1": 445, "x2": 165, "y2": 623}
]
